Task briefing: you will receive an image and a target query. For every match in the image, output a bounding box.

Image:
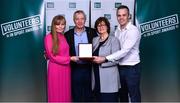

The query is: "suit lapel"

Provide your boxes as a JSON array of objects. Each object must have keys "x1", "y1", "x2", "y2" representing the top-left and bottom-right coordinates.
[
  {"x1": 86, "y1": 27, "x2": 93, "y2": 43},
  {"x1": 70, "y1": 29, "x2": 76, "y2": 56}
]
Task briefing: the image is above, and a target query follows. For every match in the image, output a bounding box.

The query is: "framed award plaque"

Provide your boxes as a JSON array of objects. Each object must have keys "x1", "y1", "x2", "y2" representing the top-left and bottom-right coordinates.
[{"x1": 78, "y1": 43, "x2": 93, "y2": 60}]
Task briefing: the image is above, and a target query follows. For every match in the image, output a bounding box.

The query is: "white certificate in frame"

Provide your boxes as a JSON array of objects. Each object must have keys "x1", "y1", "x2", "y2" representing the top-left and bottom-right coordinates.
[{"x1": 78, "y1": 43, "x2": 93, "y2": 59}]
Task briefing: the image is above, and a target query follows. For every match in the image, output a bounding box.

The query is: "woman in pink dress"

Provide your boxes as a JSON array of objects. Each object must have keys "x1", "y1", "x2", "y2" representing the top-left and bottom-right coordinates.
[{"x1": 44, "y1": 15, "x2": 72, "y2": 102}]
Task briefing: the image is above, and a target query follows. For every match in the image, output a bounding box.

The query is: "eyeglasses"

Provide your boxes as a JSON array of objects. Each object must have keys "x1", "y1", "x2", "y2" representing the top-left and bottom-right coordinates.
[{"x1": 97, "y1": 24, "x2": 106, "y2": 28}]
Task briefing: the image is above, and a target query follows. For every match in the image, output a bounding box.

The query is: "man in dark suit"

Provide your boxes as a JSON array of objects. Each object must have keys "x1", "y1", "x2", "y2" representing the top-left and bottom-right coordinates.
[{"x1": 64, "y1": 10, "x2": 97, "y2": 102}]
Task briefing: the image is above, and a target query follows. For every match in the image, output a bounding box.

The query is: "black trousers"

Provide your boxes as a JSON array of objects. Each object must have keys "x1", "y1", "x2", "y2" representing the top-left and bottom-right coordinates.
[{"x1": 71, "y1": 64, "x2": 92, "y2": 102}]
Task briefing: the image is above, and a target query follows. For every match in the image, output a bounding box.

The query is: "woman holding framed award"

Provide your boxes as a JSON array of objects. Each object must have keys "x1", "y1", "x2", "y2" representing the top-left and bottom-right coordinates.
[{"x1": 92, "y1": 17, "x2": 121, "y2": 102}]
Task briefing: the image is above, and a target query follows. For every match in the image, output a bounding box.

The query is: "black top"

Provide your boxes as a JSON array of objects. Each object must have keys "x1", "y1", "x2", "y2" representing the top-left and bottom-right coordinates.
[{"x1": 93, "y1": 36, "x2": 108, "y2": 92}]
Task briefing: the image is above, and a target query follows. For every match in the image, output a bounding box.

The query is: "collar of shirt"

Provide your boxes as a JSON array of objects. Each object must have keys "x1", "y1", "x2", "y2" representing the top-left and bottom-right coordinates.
[
  {"x1": 118, "y1": 22, "x2": 131, "y2": 31},
  {"x1": 74, "y1": 27, "x2": 86, "y2": 36}
]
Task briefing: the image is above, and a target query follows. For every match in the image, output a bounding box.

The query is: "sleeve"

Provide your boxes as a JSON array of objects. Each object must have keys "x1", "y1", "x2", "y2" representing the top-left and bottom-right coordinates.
[
  {"x1": 44, "y1": 35, "x2": 70, "y2": 65},
  {"x1": 106, "y1": 29, "x2": 140, "y2": 62},
  {"x1": 101, "y1": 37, "x2": 120, "y2": 68}
]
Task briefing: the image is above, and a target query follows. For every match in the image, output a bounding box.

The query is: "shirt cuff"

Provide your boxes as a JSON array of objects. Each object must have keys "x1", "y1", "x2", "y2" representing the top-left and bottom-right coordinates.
[{"x1": 106, "y1": 55, "x2": 114, "y2": 62}]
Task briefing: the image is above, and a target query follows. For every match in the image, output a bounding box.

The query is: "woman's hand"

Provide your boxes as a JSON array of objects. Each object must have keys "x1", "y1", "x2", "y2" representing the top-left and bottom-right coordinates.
[{"x1": 70, "y1": 56, "x2": 79, "y2": 62}]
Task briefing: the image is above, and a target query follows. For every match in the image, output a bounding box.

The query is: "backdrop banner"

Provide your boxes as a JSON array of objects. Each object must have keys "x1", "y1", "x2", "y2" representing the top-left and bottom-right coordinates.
[
  {"x1": 45, "y1": 0, "x2": 90, "y2": 33},
  {"x1": 91, "y1": 0, "x2": 135, "y2": 35},
  {"x1": 136, "y1": 0, "x2": 180, "y2": 101},
  {"x1": 0, "y1": 0, "x2": 46, "y2": 101},
  {"x1": 45, "y1": 0, "x2": 135, "y2": 35}
]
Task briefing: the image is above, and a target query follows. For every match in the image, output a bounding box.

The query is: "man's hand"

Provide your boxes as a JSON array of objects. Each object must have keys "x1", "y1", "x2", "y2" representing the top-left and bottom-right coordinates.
[{"x1": 93, "y1": 56, "x2": 106, "y2": 64}]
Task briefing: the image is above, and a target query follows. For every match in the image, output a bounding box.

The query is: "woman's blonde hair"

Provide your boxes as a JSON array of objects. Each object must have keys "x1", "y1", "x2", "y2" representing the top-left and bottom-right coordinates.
[{"x1": 51, "y1": 15, "x2": 66, "y2": 55}]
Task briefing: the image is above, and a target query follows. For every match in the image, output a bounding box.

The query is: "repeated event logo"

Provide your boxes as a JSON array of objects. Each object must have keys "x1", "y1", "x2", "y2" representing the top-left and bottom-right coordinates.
[
  {"x1": 69, "y1": 2, "x2": 76, "y2": 8},
  {"x1": 94, "y1": 2, "x2": 101, "y2": 8},
  {"x1": 47, "y1": 2, "x2": 54, "y2": 8},
  {"x1": 115, "y1": 2, "x2": 121, "y2": 8},
  {"x1": 1, "y1": 15, "x2": 42, "y2": 38},
  {"x1": 140, "y1": 14, "x2": 179, "y2": 37}
]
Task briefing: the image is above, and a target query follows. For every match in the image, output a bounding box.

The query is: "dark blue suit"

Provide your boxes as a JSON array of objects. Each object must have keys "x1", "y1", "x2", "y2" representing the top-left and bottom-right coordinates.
[{"x1": 64, "y1": 27, "x2": 97, "y2": 102}]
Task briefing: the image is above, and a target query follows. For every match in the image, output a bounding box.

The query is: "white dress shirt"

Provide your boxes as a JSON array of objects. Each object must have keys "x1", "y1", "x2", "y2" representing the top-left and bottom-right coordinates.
[{"x1": 106, "y1": 22, "x2": 141, "y2": 66}]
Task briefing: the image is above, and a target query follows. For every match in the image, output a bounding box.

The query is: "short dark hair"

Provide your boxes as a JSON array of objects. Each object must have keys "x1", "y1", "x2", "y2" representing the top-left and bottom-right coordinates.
[
  {"x1": 94, "y1": 17, "x2": 110, "y2": 34},
  {"x1": 116, "y1": 5, "x2": 130, "y2": 16}
]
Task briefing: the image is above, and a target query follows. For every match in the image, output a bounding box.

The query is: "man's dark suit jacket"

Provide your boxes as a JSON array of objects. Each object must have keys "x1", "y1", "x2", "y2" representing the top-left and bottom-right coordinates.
[{"x1": 64, "y1": 27, "x2": 97, "y2": 68}]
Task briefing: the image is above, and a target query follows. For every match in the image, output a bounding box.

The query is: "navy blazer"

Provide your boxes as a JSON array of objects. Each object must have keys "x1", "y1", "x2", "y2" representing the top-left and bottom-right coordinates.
[{"x1": 64, "y1": 27, "x2": 97, "y2": 68}]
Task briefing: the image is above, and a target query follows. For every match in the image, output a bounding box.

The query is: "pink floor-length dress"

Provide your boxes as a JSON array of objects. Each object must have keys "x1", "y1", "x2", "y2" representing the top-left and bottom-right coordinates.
[{"x1": 44, "y1": 33, "x2": 71, "y2": 102}]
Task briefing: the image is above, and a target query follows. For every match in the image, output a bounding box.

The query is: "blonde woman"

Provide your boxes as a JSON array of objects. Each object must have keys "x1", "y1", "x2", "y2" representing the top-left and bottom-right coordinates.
[{"x1": 44, "y1": 15, "x2": 71, "y2": 102}]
